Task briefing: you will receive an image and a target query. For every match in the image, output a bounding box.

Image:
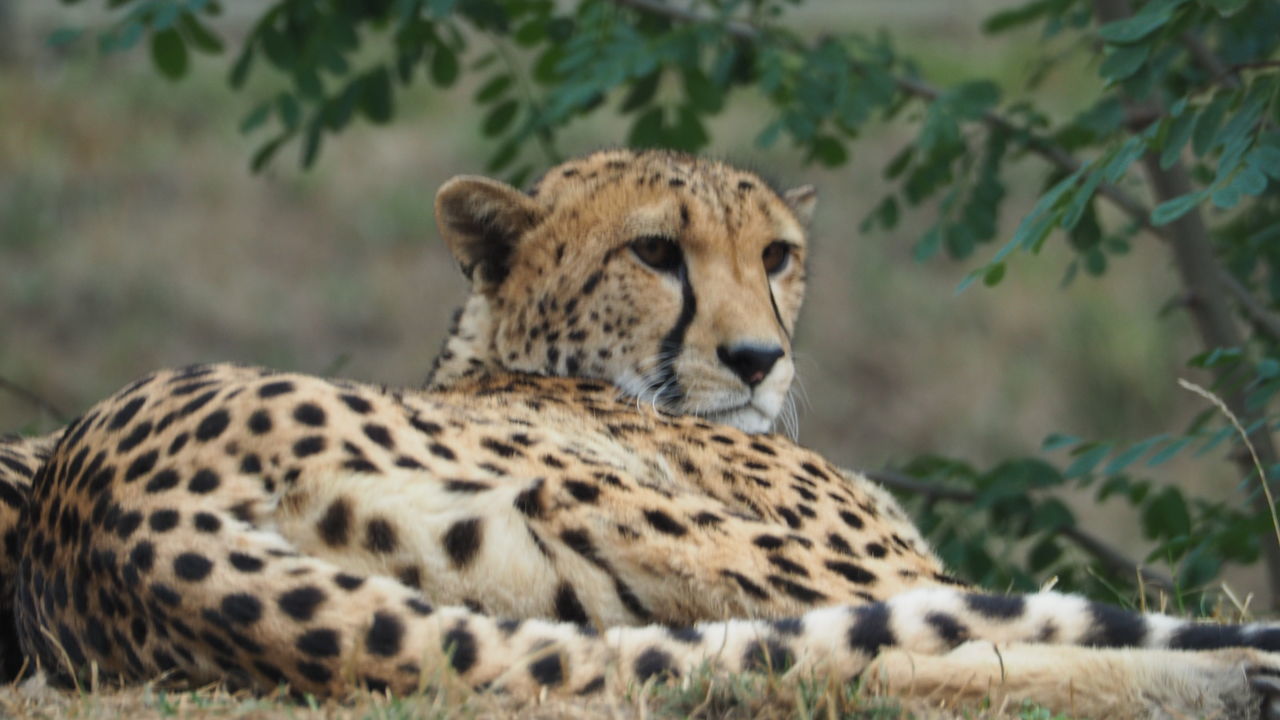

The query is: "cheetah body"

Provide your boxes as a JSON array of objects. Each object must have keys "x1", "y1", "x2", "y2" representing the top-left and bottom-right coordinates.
[{"x1": 3, "y1": 150, "x2": 1280, "y2": 718}]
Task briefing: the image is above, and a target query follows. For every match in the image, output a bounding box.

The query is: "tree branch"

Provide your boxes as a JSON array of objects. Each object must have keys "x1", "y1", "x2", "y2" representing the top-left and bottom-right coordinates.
[
  {"x1": 0, "y1": 375, "x2": 68, "y2": 424},
  {"x1": 862, "y1": 468, "x2": 1175, "y2": 592}
]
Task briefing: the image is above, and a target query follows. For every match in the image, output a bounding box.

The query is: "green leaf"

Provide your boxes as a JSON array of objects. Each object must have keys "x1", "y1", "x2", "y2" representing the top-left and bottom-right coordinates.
[
  {"x1": 250, "y1": 134, "x2": 289, "y2": 173},
  {"x1": 430, "y1": 45, "x2": 459, "y2": 87},
  {"x1": 1042, "y1": 433, "x2": 1081, "y2": 452},
  {"x1": 46, "y1": 28, "x2": 83, "y2": 48},
  {"x1": 229, "y1": 45, "x2": 254, "y2": 89},
  {"x1": 1146, "y1": 436, "x2": 1191, "y2": 467},
  {"x1": 620, "y1": 71, "x2": 662, "y2": 113},
  {"x1": 238, "y1": 101, "x2": 271, "y2": 134},
  {"x1": 1192, "y1": 92, "x2": 1232, "y2": 155},
  {"x1": 1097, "y1": 0, "x2": 1188, "y2": 43},
  {"x1": 150, "y1": 28, "x2": 189, "y2": 80},
  {"x1": 1028, "y1": 536, "x2": 1062, "y2": 573},
  {"x1": 276, "y1": 92, "x2": 300, "y2": 130},
  {"x1": 359, "y1": 67, "x2": 393, "y2": 124},
  {"x1": 1160, "y1": 108, "x2": 1197, "y2": 169},
  {"x1": 1030, "y1": 498, "x2": 1075, "y2": 532},
  {"x1": 1141, "y1": 487, "x2": 1191, "y2": 539},
  {"x1": 629, "y1": 106, "x2": 665, "y2": 148},
  {"x1": 474, "y1": 74, "x2": 513, "y2": 103},
  {"x1": 1064, "y1": 442, "x2": 1112, "y2": 479},
  {"x1": 809, "y1": 136, "x2": 848, "y2": 168},
  {"x1": 1150, "y1": 190, "x2": 1206, "y2": 225},
  {"x1": 1205, "y1": 0, "x2": 1250, "y2": 16},
  {"x1": 1246, "y1": 146, "x2": 1280, "y2": 179},
  {"x1": 482, "y1": 99, "x2": 519, "y2": 137},
  {"x1": 179, "y1": 12, "x2": 224, "y2": 54},
  {"x1": 301, "y1": 120, "x2": 323, "y2": 169},
  {"x1": 1211, "y1": 182, "x2": 1241, "y2": 209},
  {"x1": 428, "y1": 0, "x2": 458, "y2": 17},
  {"x1": 1099, "y1": 43, "x2": 1148, "y2": 81},
  {"x1": 948, "y1": 80, "x2": 1001, "y2": 120},
  {"x1": 1104, "y1": 435, "x2": 1167, "y2": 474},
  {"x1": 1233, "y1": 166, "x2": 1268, "y2": 196},
  {"x1": 983, "y1": 262, "x2": 1006, "y2": 287}
]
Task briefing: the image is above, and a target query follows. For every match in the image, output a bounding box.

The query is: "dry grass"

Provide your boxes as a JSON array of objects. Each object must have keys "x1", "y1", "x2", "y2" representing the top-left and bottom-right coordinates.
[{"x1": 0, "y1": 667, "x2": 1072, "y2": 720}]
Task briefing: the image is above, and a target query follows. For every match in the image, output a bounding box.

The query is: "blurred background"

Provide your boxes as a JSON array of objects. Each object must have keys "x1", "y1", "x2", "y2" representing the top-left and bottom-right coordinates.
[{"x1": 0, "y1": 3, "x2": 1254, "y2": 598}]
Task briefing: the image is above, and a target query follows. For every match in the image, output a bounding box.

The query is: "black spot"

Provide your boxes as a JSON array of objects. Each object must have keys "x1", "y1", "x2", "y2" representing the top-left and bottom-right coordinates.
[
  {"x1": 445, "y1": 480, "x2": 490, "y2": 493},
  {"x1": 848, "y1": 603, "x2": 895, "y2": 655},
  {"x1": 561, "y1": 529, "x2": 603, "y2": 566},
  {"x1": 529, "y1": 652, "x2": 564, "y2": 686},
  {"x1": 279, "y1": 586, "x2": 326, "y2": 621},
  {"x1": 363, "y1": 423, "x2": 394, "y2": 449},
  {"x1": 643, "y1": 509, "x2": 687, "y2": 536},
  {"x1": 397, "y1": 565, "x2": 422, "y2": 589},
  {"x1": 767, "y1": 575, "x2": 826, "y2": 603},
  {"x1": 480, "y1": 438, "x2": 521, "y2": 458},
  {"x1": 294, "y1": 436, "x2": 326, "y2": 458},
  {"x1": 195, "y1": 410, "x2": 230, "y2": 442},
  {"x1": 838, "y1": 510, "x2": 864, "y2": 529},
  {"x1": 668, "y1": 626, "x2": 702, "y2": 643},
  {"x1": 222, "y1": 593, "x2": 264, "y2": 624},
  {"x1": 865, "y1": 542, "x2": 887, "y2": 558},
  {"x1": 240, "y1": 454, "x2": 263, "y2": 474},
  {"x1": 514, "y1": 479, "x2": 544, "y2": 517},
  {"x1": 247, "y1": 410, "x2": 272, "y2": 435},
  {"x1": 194, "y1": 512, "x2": 221, "y2": 533},
  {"x1": 129, "y1": 541, "x2": 155, "y2": 572},
  {"x1": 110, "y1": 397, "x2": 146, "y2": 430},
  {"x1": 124, "y1": 450, "x2": 159, "y2": 482},
  {"x1": 115, "y1": 511, "x2": 144, "y2": 540},
  {"x1": 1169, "y1": 623, "x2": 1244, "y2": 650},
  {"x1": 150, "y1": 583, "x2": 182, "y2": 607},
  {"x1": 428, "y1": 443, "x2": 456, "y2": 461},
  {"x1": 258, "y1": 381, "x2": 295, "y2": 398},
  {"x1": 334, "y1": 573, "x2": 364, "y2": 590},
  {"x1": 365, "y1": 518, "x2": 398, "y2": 553},
  {"x1": 365, "y1": 612, "x2": 403, "y2": 657},
  {"x1": 116, "y1": 421, "x2": 153, "y2": 453},
  {"x1": 753, "y1": 534, "x2": 785, "y2": 550},
  {"x1": 340, "y1": 394, "x2": 372, "y2": 414},
  {"x1": 925, "y1": 612, "x2": 968, "y2": 647},
  {"x1": 149, "y1": 509, "x2": 179, "y2": 533},
  {"x1": 318, "y1": 498, "x2": 351, "y2": 546},
  {"x1": 742, "y1": 639, "x2": 794, "y2": 672},
  {"x1": 581, "y1": 271, "x2": 603, "y2": 295},
  {"x1": 1085, "y1": 602, "x2": 1146, "y2": 647},
  {"x1": 174, "y1": 553, "x2": 213, "y2": 581},
  {"x1": 297, "y1": 628, "x2": 341, "y2": 657},
  {"x1": 554, "y1": 582, "x2": 589, "y2": 624},
  {"x1": 633, "y1": 648, "x2": 678, "y2": 682},
  {"x1": 443, "y1": 517, "x2": 483, "y2": 568},
  {"x1": 443, "y1": 625, "x2": 477, "y2": 674},
  {"x1": 772, "y1": 617, "x2": 804, "y2": 636},
  {"x1": 229, "y1": 552, "x2": 264, "y2": 573},
  {"x1": 722, "y1": 570, "x2": 768, "y2": 600},
  {"x1": 410, "y1": 418, "x2": 443, "y2": 436},
  {"x1": 768, "y1": 556, "x2": 809, "y2": 576},
  {"x1": 297, "y1": 661, "x2": 332, "y2": 684},
  {"x1": 188, "y1": 469, "x2": 220, "y2": 493},
  {"x1": 564, "y1": 480, "x2": 600, "y2": 502},
  {"x1": 964, "y1": 592, "x2": 1025, "y2": 619},
  {"x1": 825, "y1": 560, "x2": 876, "y2": 585},
  {"x1": 406, "y1": 598, "x2": 433, "y2": 616}
]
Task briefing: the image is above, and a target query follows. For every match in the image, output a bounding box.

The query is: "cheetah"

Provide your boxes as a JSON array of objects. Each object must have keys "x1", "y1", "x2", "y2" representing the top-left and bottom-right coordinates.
[{"x1": 2, "y1": 149, "x2": 1280, "y2": 718}]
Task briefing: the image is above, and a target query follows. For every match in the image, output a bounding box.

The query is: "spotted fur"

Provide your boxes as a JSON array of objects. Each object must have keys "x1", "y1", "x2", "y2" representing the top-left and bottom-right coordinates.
[{"x1": 2, "y1": 151, "x2": 1279, "y2": 718}]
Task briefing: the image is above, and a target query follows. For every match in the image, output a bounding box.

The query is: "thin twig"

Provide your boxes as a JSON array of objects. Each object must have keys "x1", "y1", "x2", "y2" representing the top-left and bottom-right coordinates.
[
  {"x1": 0, "y1": 375, "x2": 68, "y2": 423},
  {"x1": 1218, "y1": 270, "x2": 1280, "y2": 342},
  {"x1": 861, "y1": 468, "x2": 1175, "y2": 591}
]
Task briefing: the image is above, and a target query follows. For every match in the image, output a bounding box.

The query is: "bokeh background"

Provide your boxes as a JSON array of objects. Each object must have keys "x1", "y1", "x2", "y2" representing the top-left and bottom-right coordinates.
[{"x1": 1, "y1": 3, "x2": 1257, "y2": 598}]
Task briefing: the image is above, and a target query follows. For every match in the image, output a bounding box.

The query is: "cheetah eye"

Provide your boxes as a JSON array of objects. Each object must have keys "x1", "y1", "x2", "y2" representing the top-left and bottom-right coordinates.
[
  {"x1": 762, "y1": 241, "x2": 792, "y2": 275},
  {"x1": 631, "y1": 235, "x2": 683, "y2": 273}
]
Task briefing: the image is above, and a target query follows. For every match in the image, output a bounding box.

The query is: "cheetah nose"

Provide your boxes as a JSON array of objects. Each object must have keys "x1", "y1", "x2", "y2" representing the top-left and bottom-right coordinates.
[{"x1": 717, "y1": 343, "x2": 785, "y2": 387}]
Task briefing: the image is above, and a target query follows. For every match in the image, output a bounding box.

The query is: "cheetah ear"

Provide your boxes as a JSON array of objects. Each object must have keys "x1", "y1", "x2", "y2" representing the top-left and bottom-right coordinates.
[
  {"x1": 783, "y1": 185, "x2": 818, "y2": 226},
  {"x1": 435, "y1": 175, "x2": 544, "y2": 291}
]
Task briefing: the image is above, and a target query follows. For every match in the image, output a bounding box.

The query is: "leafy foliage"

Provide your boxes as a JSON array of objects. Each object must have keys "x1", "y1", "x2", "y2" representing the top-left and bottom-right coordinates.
[{"x1": 51, "y1": 0, "x2": 1280, "y2": 607}]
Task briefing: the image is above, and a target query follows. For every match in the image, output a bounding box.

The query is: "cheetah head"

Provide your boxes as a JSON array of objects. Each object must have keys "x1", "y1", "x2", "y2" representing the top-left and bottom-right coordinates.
[{"x1": 433, "y1": 149, "x2": 815, "y2": 435}]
